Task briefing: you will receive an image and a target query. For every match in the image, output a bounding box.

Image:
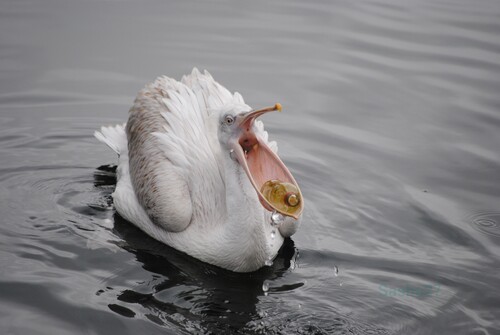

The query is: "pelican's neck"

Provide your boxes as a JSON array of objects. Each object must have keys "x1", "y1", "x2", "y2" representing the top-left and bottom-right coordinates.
[
  {"x1": 222, "y1": 150, "x2": 264, "y2": 223},
  {"x1": 218, "y1": 150, "x2": 283, "y2": 268},
  {"x1": 187, "y1": 113, "x2": 264, "y2": 229}
]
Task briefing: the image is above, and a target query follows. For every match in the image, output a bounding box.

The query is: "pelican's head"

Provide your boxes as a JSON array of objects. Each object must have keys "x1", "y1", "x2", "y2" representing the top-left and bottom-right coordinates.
[{"x1": 217, "y1": 103, "x2": 304, "y2": 221}]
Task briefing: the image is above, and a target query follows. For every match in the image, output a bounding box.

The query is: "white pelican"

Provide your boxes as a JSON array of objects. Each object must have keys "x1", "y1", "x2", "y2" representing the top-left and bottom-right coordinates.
[{"x1": 95, "y1": 68, "x2": 303, "y2": 272}]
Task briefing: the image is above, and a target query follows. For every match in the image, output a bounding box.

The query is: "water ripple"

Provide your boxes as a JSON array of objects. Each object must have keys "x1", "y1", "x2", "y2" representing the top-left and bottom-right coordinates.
[{"x1": 468, "y1": 212, "x2": 500, "y2": 238}]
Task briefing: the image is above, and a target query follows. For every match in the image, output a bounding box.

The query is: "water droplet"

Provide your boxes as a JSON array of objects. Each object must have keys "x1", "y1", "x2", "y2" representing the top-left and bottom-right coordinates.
[
  {"x1": 262, "y1": 282, "x2": 269, "y2": 293},
  {"x1": 271, "y1": 210, "x2": 284, "y2": 226},
  {"x1": 271, "y1": 229, "x2": 276, "y2": 240},
  {"x1": 298, "y1": 304, "x2": 302, "y2": 309},
  {"x1": 224, "y1": 300, "x2": 229, "y2": 304},
  {"x1": 265, "y1": 259, "x2": 273, "y2": 266},
  {"x1": 333, "y1": 265, "x2": 339, "y2": 276},
  {"x1": 340, "y1": 282, "x2": 343, "y2": 287}
]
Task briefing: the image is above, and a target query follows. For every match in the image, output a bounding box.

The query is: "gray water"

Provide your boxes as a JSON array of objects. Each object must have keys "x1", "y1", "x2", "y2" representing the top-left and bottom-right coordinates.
[{"x1": 1, "y1": 0, "x2": 499, "y2": 334}]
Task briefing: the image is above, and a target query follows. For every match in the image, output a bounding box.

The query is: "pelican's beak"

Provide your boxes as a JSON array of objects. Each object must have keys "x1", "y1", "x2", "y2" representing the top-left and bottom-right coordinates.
[{"x1": 230, "y1": 104, "x2": 303, "y2": 220}]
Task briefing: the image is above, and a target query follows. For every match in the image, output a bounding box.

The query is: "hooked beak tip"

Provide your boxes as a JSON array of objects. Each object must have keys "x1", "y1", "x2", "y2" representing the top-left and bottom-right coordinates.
[{"x1": 240, "y1": 103, "x2": 282, "y2": 126}]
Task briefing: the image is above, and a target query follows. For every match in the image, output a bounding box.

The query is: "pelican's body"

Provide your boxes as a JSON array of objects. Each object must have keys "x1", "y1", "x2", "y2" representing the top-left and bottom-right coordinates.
[{"x1": 95, "y1": 69, "x2": 302, "y2": 272}]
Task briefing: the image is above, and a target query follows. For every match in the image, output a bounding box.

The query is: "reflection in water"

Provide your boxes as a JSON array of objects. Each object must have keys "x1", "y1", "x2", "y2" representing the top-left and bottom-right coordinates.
[
  {"x1": 114, "y1": 217, "x2": 299, "y2": 332},
  {"x1": 94, "y1": 165, "x2": 301, "y2": 333},
  {"x1": 113, "y1": 215, "x2": 298, "y2": 331}
]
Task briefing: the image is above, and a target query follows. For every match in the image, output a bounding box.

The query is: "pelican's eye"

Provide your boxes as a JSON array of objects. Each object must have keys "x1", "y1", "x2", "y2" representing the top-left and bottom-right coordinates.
[{"x1": 223, "y1": 115, "x2": 235, "y2": 126}]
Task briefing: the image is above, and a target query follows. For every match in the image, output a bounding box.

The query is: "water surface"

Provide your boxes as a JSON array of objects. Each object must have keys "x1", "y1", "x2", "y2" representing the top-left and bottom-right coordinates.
[{"x1": 1, "y1": 0, "x2": 500, "y2": 334}]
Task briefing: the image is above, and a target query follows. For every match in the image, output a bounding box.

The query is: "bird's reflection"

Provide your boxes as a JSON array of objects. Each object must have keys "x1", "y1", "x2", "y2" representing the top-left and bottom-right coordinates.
[{"x1": 94, "y1": 165, "x2": 298, "y2": 332}]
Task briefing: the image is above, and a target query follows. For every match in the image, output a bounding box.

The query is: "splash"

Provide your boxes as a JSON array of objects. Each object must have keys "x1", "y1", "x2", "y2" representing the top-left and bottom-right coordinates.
[{"x1": 262, "y1": 281, "x2": 269, "y2": 296}]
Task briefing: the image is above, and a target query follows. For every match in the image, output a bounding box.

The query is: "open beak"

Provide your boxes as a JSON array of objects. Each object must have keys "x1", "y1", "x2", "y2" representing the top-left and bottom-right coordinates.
[{"x1": 230, "y1": 104, "x2": 303, "y2": 220}]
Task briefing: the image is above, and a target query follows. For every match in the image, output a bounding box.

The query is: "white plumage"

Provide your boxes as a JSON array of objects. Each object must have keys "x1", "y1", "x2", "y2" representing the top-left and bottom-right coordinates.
[{"x1": 95, "y1": 68, "x2": 301, "y2": 272}]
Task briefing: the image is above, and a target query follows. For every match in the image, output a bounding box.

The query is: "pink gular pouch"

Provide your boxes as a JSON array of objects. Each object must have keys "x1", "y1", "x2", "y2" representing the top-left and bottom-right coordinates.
[{"x1": 229, "y1": 103, "x2": 304, "y2": 220}]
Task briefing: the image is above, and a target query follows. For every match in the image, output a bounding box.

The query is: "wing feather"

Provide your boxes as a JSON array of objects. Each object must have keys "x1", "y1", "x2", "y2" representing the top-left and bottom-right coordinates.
[
  {"x1": 126, "y1": 79, "x2": 194, "y2": 232},
  {"x1": 126, "y1": 70, "x2": 247, "y2": 231}
]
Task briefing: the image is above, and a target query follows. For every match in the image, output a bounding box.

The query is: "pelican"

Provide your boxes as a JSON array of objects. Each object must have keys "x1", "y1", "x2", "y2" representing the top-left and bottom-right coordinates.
[{"x1": 95, "y1": 68, "x2": 303, "y2": 272}]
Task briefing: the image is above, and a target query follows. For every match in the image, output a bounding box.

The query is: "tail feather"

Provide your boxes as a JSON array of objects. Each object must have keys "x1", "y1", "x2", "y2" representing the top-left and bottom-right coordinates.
[{"x1": 94, "y1": 124, "x2": 127, "y2": 155}]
